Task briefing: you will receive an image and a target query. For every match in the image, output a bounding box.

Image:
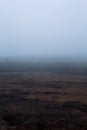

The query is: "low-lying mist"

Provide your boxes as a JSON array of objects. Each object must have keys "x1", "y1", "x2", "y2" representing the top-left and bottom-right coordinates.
[{"x1": 0, "y1": 56, "x2": 87, "y2": 75}]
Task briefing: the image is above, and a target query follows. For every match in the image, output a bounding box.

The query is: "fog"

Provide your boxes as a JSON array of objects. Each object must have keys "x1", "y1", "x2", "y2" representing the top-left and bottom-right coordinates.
[{"x1": 0, "y1": 0, "x2": 87, "y2": 60}]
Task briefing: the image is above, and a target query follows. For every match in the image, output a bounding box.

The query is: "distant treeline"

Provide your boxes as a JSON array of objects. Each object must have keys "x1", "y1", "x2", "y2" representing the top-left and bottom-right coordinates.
[{"x1": 0, "y1": 61, "x2": 87, "y2": 75}]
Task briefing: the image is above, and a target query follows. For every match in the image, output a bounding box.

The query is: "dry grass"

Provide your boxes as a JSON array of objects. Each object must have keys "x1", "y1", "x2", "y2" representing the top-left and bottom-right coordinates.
[{"x1": 0, "y1": 72, "x2": 87, "y2": 129}]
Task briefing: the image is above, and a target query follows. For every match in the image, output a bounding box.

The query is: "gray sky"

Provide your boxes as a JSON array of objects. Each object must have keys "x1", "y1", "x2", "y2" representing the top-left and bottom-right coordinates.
[{"x1": 0, "y1": 0, "x2": 87, "y2": 59}]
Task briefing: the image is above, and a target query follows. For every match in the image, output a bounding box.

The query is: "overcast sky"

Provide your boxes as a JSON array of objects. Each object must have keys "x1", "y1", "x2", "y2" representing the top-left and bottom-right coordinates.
[{"x1": 0, "y1": 0, "x2": 87, "y2": 59}]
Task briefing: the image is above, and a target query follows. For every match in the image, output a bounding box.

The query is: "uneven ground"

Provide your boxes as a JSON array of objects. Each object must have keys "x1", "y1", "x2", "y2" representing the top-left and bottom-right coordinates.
[{"x1": 0, "y1": 72, "x2": 87, "y2": 130}]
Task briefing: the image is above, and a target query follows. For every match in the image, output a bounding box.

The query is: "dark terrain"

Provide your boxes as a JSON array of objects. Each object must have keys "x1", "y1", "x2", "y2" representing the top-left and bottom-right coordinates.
[
  {"x1": 0, "y1": 62, "x2": 87, "y2": 130},
  {"x1": 0, "y1": 61, "x2": 87, "y2": 130}
]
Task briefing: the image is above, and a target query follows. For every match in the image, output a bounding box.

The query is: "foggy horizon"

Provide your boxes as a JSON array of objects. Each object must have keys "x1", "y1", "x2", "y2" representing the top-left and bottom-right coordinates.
[{"x1": 0, "y1": 1, "x2": 87, "y2": 129}]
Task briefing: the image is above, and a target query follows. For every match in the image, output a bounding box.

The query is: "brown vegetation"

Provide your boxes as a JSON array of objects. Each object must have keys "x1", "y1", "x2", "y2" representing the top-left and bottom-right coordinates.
[{"x1": 0, "y1": 72, "x2": 87, "y2": 129}]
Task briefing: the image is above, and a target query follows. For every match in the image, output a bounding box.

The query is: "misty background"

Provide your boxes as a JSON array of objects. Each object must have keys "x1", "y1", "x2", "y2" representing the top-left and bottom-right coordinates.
[{"x1": 0, "y1": 0, "x2": 87, "y2": 61}]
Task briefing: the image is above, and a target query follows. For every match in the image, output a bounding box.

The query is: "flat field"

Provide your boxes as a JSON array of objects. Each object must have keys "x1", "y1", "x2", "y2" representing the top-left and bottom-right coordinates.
[{"x1": 0, "y1": 72, "x2": 87, "y2": 130}]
